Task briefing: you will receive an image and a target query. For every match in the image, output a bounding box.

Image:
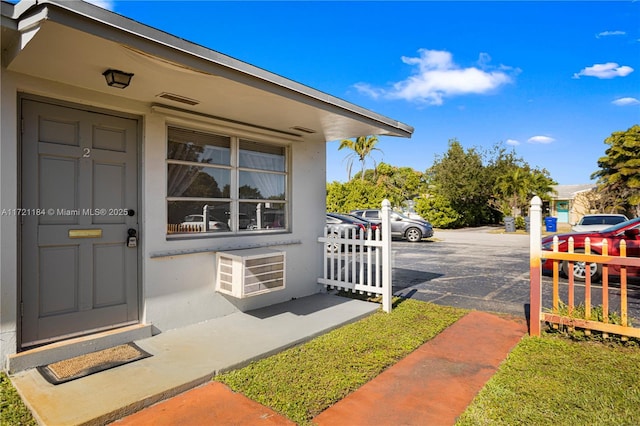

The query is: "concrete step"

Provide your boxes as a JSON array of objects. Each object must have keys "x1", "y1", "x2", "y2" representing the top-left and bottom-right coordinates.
[{"x1": 7, "y1": 323, "x2": 153, "y2": 373}]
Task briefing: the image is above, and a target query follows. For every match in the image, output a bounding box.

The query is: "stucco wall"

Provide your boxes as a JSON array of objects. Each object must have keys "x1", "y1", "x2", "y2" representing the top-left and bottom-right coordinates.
[
  {"x1": 1, "y1": 69, "x2": 20, "y2": 366},
  {"x1": 1, "y1": 71, "x2": 327, "y2": 362},
  {"x1": 140, "y1": 112, "x2": 327, "y2": 332}
]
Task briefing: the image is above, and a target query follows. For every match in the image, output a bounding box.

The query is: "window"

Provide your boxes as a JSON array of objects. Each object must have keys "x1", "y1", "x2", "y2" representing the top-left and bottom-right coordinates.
[{"x1": 166, "y1": 126, "x2": 288, "y2": 236}]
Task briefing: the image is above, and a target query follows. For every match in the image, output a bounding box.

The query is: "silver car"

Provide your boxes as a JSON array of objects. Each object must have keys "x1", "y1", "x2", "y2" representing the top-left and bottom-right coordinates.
[{"x1": 350, "y1": 209, "x2": 433, "y2": 242}]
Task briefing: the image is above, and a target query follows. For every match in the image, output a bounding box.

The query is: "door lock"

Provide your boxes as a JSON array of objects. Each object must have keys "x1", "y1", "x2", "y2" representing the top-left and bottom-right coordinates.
[{"x1": 127, "y1": 228, "x2": 138, "y2": 248}]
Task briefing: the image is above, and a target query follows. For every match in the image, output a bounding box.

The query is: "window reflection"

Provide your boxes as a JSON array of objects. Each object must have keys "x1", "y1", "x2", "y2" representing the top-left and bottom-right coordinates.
[
  {"x1": 239, "y1": 171, "x2": 285, "y2": 200},
  {"x1": 168, "y1": 128, "x2": 230, "y2": 165},
  {"x1": 167, "y1": 164, "x2": 230, "y2": 198},
  {"x1": 240, "y1": 202, "x2": 286, "y2": 231},
  {"x1": 166, "y1": 127, "x2": 288, "y2": 236},
  {"x1": 239, "y1": 140, "x2": 285, "y2": 171},
  {"x1": 167, "y1": 202, "x2": 231, "y2": 234}
]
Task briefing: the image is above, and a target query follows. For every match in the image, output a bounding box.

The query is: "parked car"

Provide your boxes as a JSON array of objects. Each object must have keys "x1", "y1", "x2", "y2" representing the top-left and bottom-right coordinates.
[
  {"x1": 343, "y1": 213, "x2": 381, "y2": 233},
  {"x1": 181, "y1": 214, "x2": 230, "y2": 232},
  {"x1": 542, "y1": 217, "x2": 640, "y2": 281},
  {"x1": 571, "y1": 214, "x2": 629, "y2": 232},
  {"x1": 325, "y1": 213, "x2": 371, "y2": 252},
  {"x1": 350, "y1": 209, "x2": 433, "y2": 242}
]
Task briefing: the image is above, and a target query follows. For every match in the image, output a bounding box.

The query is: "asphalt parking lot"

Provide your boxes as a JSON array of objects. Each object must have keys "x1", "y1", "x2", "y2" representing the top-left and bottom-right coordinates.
[{"x1": 392, "y1": 227, "x2": 640, "y2": 323}]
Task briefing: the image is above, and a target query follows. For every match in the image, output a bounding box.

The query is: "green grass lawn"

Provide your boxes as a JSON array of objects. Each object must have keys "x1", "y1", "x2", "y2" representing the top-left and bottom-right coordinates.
[
  {"x1": 457, "y1": 333, "x2": 640, "y2": 425},
  {"x1": 1, "y1": 373, "x2": 37, "y2": 426},
  {"x1": 215, "y1": 299, "x2": 467, "y2": 424},
  {"x1": 3, "y1": 298, "x2": 640, "y2": 426}
]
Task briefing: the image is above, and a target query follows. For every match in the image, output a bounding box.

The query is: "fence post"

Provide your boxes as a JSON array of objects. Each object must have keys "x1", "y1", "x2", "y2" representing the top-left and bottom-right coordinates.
[
  {"x1": 529, "y1": 196, "x2": 543, "y2": 336},
  {"x1": 381, "y1": 199, "x2": 393, "y2": 312}
]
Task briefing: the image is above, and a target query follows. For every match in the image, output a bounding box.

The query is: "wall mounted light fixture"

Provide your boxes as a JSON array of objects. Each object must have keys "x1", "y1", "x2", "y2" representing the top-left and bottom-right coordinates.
[{"x1": 102, "y1": 69, "x2": 134, "y2": 89}]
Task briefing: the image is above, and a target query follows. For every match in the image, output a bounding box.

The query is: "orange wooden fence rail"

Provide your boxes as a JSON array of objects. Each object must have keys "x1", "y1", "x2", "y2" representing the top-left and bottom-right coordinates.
[
  {"x1": 540, "y1": 237, "x2": 640, "y2": 339},
  {"x1": 528, "y1": 196, "x2": 640, "y2": 339}
]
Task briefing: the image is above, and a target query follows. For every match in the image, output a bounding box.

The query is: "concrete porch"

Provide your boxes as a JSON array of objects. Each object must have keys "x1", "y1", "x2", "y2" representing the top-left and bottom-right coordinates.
[{"x1": 9, "y1": 293, "x2": 379, "y2": 426}]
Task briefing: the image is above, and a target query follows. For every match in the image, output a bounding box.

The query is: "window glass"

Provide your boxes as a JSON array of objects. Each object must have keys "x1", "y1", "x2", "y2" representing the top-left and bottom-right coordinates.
[
  {"x1": 239, "y1": 202, "x2": 286, "y2": 231},
  {"x1": 239, "y1": 139, "x2": 285, "y2": 172},
  {"x1": 167, "y1": 201, "x2": 231, "y2": 234},
  {"x1": 168, "y1": 127, "x2": 230, "y2": 165},
  {"x1": 167, "y1": 127, "x2": 288, "y2": 236},
  {"x1": 604, "y1": 216, "x2": 625, "y2": 225},
  {"x1": 239, "y1": 171, "x2": 285, "y2": 200},
  {"x1": 167, "y1": 164, "x2": 230, "y2": 198}
]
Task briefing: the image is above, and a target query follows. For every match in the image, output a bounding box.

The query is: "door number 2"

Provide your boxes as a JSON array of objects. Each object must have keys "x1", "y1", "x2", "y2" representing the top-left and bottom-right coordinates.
[{"x1": 82, "y1": 148, "x2": 91, "y2": 158}]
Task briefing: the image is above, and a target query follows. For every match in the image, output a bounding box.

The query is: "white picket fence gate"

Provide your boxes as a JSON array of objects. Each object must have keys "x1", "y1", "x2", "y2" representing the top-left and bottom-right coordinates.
[{"x1": 318, "y1": 200, "x2": 393, "y2": 312}]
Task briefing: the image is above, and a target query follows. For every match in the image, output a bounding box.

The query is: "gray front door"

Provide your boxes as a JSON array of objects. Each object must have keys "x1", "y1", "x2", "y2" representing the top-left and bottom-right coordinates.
[{"x1": 21, "y1": 98, "x2": 139, "y2": 347}]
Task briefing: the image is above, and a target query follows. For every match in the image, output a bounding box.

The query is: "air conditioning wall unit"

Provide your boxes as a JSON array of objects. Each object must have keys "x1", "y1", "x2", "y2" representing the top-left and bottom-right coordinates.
[{"x1": 216, "y1": 248, "x2": 286, "y2": 298}]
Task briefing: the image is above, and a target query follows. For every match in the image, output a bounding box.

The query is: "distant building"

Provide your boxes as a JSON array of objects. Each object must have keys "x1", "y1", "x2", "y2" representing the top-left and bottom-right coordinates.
[{"x1": 548, "y1": 184, "x2": 596, "y2": 224}]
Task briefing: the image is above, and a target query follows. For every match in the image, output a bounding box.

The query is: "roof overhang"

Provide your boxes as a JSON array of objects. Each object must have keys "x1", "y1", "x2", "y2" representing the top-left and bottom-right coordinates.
[{"x1": 1, "y1": 0, "x2": 413, "y2": 143}]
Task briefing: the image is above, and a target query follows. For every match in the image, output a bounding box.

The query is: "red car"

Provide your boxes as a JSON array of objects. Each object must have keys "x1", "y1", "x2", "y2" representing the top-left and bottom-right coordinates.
[{"x1": 541, "y1": 217, "x2": 640, "y2": 281}]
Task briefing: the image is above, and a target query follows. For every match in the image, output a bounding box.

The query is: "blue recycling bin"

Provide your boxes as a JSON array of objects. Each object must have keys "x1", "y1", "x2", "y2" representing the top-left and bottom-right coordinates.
[{"x1": 545, "y1": 217, "x2": 557, "y2": 232}]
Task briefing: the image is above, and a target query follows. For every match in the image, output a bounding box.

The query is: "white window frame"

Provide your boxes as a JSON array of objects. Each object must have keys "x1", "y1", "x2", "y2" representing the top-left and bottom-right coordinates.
[{"x1": 166, "y1": 124, "x2": 290, "y2": 238}]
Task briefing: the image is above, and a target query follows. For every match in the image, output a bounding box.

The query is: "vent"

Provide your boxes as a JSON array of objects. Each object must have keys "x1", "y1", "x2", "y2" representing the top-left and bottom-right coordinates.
[
  {"x1": 216, "y1": 248, "x2": 285, "y2": 298},
  {"x1": 290, "y1": 126, "x2": 317, "y2": 134},
  {"x1": 157, "y1": 92, "x2": 200, "y2": 106}
]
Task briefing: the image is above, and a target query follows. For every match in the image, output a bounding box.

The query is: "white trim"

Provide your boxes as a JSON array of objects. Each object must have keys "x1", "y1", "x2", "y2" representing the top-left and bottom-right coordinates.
[{"x1": 152, "y1": 105, "x2": 304, "y2": 144}]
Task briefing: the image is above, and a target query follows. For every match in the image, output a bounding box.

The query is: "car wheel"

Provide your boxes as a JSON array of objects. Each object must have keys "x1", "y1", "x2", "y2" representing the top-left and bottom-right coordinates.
[
  {"x1": 326, "y1": 232, "x2": 340, "y2": 253},
  {"x1": 561, "y1": 249, "x2": 602, "y2": 282},
  {"x1": 405, "y1": 227, "x2": 423, "y2": 243}
]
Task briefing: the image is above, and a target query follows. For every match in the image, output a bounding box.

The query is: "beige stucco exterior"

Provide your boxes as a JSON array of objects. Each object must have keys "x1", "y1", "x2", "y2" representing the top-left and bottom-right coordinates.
[{"x1": 548, "y1": 184, "x2": 597, "y2": 224}]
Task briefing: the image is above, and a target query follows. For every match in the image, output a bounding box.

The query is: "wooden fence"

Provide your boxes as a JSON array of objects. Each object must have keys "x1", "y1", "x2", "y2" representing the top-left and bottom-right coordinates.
[
  {"x1": 318, "y1": 200, "x2": 393, "y2": 312},
  {"x1": 529, "y1": 196, "x2": 640, "y2": 338}
]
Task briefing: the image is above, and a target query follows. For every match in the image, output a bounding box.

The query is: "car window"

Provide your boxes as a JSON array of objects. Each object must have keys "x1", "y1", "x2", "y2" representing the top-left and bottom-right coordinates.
[
  {"x1": 580, "y1": 215, "x2": 627, "y2": 226},
  {"x1": 603, "y1": 216, "x2": 627, "y2": 225},
  {"x1": 580, "y1": 216, "x2": 600, "y2": 225},
  {"x1": 364, "y1": 211, "x2": 378, "y2": 219}
]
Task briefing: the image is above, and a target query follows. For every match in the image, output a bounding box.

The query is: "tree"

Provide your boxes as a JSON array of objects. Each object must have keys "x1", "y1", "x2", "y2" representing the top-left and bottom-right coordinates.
[
  {"x1": 338, "y1": 135, "x2": 382, "y2": 181},
  {"x1": 425, "y1": 139, "x2": 491, "y2": 227},
  {"x1": 591, "y1": 125, "x2": 640, "y2": 218},
  {"x1": 496, "y1": 168, "x2": 529, "y2": 216},
  {"x1": 415, "y1": 194, "x2": 461, "y2": 228},
  {"x1": 485, "y1": 143, "x2": 556, "y2": 218},
  {"x1": 374, "y1": 163, "x2": 428, "y2": 207},
  {"x1": 326, "y1": 180, "x2": 386, "y2": 213}
]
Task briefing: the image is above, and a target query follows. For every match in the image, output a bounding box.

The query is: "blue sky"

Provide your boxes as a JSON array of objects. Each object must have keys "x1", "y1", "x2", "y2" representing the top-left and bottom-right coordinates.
[{"x1": 92, "y1": 1, "x2": 638, "y2": 185}]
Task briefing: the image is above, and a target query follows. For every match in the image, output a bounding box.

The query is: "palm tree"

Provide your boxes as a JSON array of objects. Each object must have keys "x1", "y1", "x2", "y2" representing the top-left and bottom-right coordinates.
[
  {"x1": 338, "y1": 135, "x2": 382, "y2": 181},
  {"x1": 497, "y1": 168, "x2": 529, "y2": 216}
]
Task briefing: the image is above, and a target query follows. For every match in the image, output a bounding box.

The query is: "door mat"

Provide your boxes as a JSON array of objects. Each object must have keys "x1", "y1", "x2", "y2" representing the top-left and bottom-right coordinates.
[{"x1": 37, "y1": 343, "x2": 152, "y2": 385}]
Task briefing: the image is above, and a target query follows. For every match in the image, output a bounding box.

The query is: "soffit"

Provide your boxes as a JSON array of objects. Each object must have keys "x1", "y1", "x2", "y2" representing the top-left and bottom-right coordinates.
[{"x1": 4, "y1": 1, "x2": 413, "y2": 143}]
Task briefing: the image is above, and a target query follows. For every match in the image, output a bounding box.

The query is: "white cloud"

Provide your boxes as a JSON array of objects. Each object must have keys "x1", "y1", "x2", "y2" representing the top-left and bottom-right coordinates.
[
  {"x1": 352, "y1": 83, "x2": 383, "y2": 100},
  {"x1": 355, "y1": 49, "x2": 517, "y2": 105},
  {"x1": 573, "y1": 62, "x2": 634, "y2": 79},
  {"x1": 596, "y1": 30, "x2": 626, "y2": 38},
  {"x1": 612, "y1": 97, "x2": 640, "y2": 106},
  {"x1": 506, "y1": 139, "x2": 520, "y2": 146},
  {"x1": 85, "y1": 0, "x2": 115, "y2": 11},
  {"x1": 528, "y1": 136, "x2": 555, "y2": 144}
]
